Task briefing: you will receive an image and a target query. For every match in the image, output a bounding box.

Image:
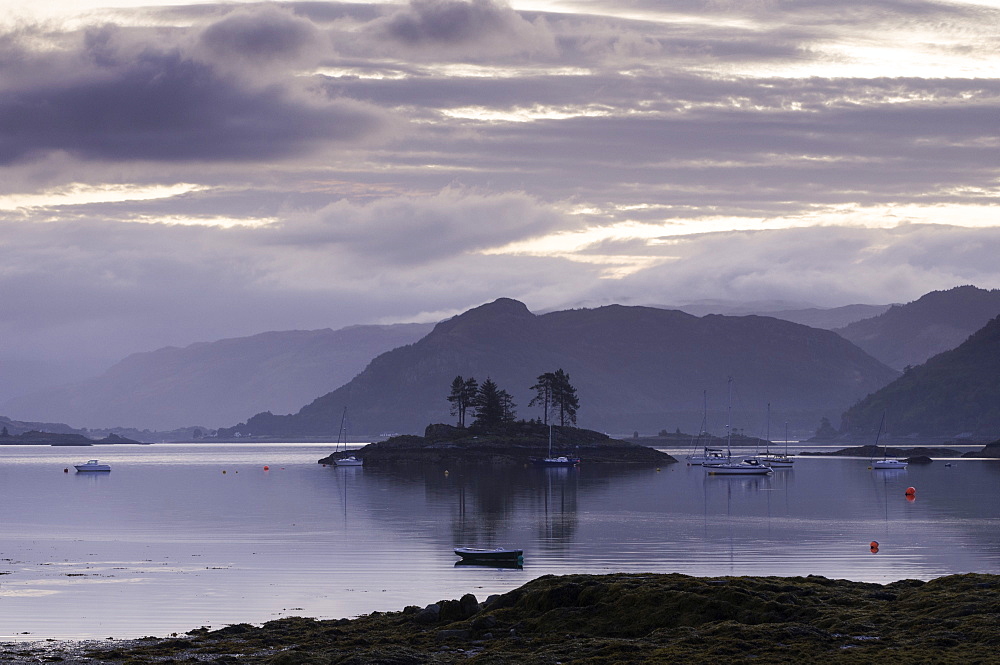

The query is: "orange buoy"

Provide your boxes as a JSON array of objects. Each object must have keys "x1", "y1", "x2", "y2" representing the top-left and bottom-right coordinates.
[
  {"x1": 264, "y1": 465, "x2": 269, "y2": 471},
  {"x1": 870, "y1": 540, "x2": 879, "y2": 553},
  {"x1": 905, "y1": 486, "x2": 916, "y2": 496}
]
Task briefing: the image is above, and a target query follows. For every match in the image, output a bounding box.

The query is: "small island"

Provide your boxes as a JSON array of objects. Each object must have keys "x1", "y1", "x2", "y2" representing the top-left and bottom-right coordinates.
[
  {"x1": 0, "y1": 428, "x2": 142, "y2": 446},
  {"x1": 319, "y1": 421, "x2": 676, "y2": 467}
]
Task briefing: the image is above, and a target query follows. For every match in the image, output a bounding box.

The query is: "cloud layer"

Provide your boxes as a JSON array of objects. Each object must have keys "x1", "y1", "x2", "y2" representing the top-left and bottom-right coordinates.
[{"x1": 1, "y1": 0, "x2": 998, "y2": 410}]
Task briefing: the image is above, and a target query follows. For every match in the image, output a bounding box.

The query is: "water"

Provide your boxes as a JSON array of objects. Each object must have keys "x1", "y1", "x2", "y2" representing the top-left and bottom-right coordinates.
[{"x1": 1, "y1": 443, "x2": 998, "y2": 640}]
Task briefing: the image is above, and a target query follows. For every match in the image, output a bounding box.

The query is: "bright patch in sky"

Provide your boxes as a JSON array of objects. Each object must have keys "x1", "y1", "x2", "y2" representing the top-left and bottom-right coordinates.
[{"x1": 0, "y1": 183, "x2": 207, "y2": 212}]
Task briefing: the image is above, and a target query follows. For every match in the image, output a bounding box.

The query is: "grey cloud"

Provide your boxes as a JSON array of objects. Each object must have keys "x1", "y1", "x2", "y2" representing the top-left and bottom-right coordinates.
[
  {"x1": 275, "y1": 187, "x2": 573, "y2": 265},
  {"x1": 197, "y1": 5, "x2": 325, "y2": 66},
  {"x1": 599, "y1": 224, "x2": 1000, "y2": 308},
  {"x1": 369, "y1": 0, "x2": 556, "y2": 57},
  {"x1": 0, "y1": 30, "x2": 389, "y2": 165}
]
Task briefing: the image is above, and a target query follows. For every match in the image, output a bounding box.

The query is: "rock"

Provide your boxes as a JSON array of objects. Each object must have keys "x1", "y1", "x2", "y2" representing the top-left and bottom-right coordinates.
[
  {"x1": 413, "y1": 603, "x2": 440, "y2": 624},
  {"x1": 459, "y1": 593, "x2": 480, "y2": 618}
]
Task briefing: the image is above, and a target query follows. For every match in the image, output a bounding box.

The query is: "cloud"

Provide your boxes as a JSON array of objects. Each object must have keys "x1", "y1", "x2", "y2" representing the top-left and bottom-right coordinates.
[
  {"x1": 368, "y1": 0, "x2": 557, "y2": 57},
  {"x1": 0, "y1": 17, "x2": 390, "y2": 165},
  {"x1": 196, "y1": 5, "x2": 327, "y2": 70},
  {"x1": 276, "y1": 187, "x2": 573, "y2": 265}
]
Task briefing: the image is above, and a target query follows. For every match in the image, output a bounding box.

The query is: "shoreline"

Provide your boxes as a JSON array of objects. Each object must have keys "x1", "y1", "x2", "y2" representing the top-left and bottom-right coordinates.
[{"x1": 4, "y1": 571, "x2": 999, "y2": 664}]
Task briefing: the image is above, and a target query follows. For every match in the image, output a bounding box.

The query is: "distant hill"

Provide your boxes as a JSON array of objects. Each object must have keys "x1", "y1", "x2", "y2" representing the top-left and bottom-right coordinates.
[
  {"x1": 834, "y1": 285, "x2": 1000, "y2": 370},
  {"x1": 4, "y1": 323, "x2": 433, "y2": 430},
  {"x1": 839, "y1": 314, "x2": 1000, "y2": 441},
  {"x1": 220, "y1": 298, "x2": 898, "y2": 438},
  {"x1": 755, "y1": 304, "x2": 892, "y2": 330},
  {"x1": 670, "y1": 301, "x2": 891, "y2": 329}
]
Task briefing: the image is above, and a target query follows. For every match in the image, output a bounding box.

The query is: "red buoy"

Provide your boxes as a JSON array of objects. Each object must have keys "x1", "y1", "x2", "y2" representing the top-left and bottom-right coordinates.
[
  {"x1": 870, "y1": 540, "x2": 879, "y2": 553},
  {"x1": 905, "y1": 487, "x2": 916, "y2": 497},
  {"x1": 264, "y1": 465, "x2": 269, "y2": 471}
]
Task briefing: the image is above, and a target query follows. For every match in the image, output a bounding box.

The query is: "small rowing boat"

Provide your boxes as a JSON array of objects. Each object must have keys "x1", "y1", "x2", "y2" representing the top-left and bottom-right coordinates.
[{"x1": 454, "y1": 547, "x2": 523, "y2": 562}]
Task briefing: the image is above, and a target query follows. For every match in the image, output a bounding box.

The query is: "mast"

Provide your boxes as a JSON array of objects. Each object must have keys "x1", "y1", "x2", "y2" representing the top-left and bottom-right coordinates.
[{"x1": 726, "y1": 377, "x2": 733, "y2": 460}]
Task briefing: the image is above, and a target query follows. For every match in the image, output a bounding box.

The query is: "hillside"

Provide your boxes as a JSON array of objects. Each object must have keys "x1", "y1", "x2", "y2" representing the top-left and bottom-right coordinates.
[
  {"x1": 3, "y1": 323, "x2": 432, "y2": 430},
  {"x1": 671, "y1": 301, "x2": 891, "y2": 329},
  {"x1": 220, "y1": 298, "x2": 897, "y2": 438},
  {"x1": 840, "y1": 314, "x2": 1000, "y2": 440},
  {"x1": 835, "y1": 285, "x2": 1000, "y2": 370}
]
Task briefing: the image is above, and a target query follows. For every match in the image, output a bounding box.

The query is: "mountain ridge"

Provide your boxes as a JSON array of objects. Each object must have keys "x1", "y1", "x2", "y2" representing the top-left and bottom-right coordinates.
[{"x1": 221, "y1": 298, "x2": 898, "y2": 438}]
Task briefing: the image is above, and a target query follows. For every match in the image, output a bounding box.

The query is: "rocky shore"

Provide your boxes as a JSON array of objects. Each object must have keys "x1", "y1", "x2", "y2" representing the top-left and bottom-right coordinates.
[
  {"x1": 5, "y1": 572, "x2": 998, "y2": 664},
  {"x1": 319, "y1": 422, "x2": 676, "y2": 467}
]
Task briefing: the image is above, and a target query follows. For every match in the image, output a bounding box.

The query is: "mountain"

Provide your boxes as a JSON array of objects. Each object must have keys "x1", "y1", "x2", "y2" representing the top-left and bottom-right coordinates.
[
  {"x1": 4, "y1": 323, "x2": 433, "y2": 430},
  {"x1": 220, "y1": 298, "x2": 898, "y2": 438},
  {"x1": 834, "y1": 285, "x2": 1000, "y2": 370},
  {"x1": 754, "y1": 304, "x2": 893, "y2": 330},
  {"x1": 839, "y1": 314, "x2": 1000, "y2": 441}
]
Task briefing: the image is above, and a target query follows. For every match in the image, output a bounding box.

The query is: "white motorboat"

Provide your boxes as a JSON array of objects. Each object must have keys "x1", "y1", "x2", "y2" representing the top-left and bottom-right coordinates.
[{"x1": 74, "y1": 459, "x2": 111, "y2": 472}]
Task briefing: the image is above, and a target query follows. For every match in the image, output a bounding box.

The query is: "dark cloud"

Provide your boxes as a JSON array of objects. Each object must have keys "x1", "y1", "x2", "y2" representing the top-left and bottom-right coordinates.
[
  {"x1": 369, "y1": 0, "x2": 556, "y2": 56},
  {"x1": 198, "y1": 5, "x2": 324, "y2": 65},
  {"x1": 0, "y1": 27, "x2": 388, "y2": 165}
]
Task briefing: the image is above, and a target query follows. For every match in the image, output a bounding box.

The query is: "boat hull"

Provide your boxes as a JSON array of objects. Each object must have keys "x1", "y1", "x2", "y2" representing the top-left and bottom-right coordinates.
[
  {"x1": 532, "y1": 457, "x2": 580, "y2": 467},
  {"x1": 872, "y1": 459, "x2": 907, "y2": 469},
  {"x1": 74, "y1": 460, "x2": 110, "y2": 472},
  {"x1": 454, "y1": 547, "x2": 524, "y2": 562},
  {"x1": 706, "y1": 459, "x2": 772, "y2": 475}
]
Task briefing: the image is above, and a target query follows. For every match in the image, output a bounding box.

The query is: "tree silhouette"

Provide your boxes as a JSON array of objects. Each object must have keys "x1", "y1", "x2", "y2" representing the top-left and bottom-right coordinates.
[
  {"x1": 447, "y1": 375, "x2": 478, "y2": 427},
  {"x1": 472, "y1": 378, "x2": 516, "y2": 431},
  {"x1": 529, "y1": 371, "x2": 556, "y2": 424},
  {"x1": 551, "y1": 369, "x2": 579, "y2": 426}
]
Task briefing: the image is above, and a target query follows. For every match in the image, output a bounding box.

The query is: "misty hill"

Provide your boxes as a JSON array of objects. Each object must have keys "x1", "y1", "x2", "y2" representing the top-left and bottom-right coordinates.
[
  {"x1": 4, "y1": 323, "x2": 433, "y2": 431},
  {"x1": 834, "y1": 285, "x2": 1000, "y2": 370},
  {"x1": 220, "y1": 298, "x2": 898, "y2": 438},
  {"x1": 839, "y1": 314, "x2": 1000, "y2": 441},
  {"x1": 671, "y1": 301, "x2": 891, "y2": 329}
]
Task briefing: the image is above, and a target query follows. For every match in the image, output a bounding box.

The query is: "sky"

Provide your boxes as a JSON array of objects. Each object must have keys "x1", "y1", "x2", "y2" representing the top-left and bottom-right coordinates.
[{"x1": 1, "y1": 0, "x2": 999, "y2": 399}]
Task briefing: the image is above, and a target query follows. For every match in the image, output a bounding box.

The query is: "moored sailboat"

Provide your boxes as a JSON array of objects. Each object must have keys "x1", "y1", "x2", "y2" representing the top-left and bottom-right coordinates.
[
  {"x1": 332, "y1": 407, "x2": 363, "y2": 467},
  {"x1": 871, "y1": 413, "x2": 907, "y2": 470},
  {"x1": 705, "y1": 379, "x2": 772, "y2": 476},
  {"x1": 533, "y1": 424, "x2": 580, "y2": 466}
]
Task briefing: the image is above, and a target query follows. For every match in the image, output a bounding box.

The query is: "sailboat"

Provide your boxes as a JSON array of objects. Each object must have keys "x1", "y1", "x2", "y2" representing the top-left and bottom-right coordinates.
[
  {"x1": 871, "y1": 413, "x2": 907, "y2": 470},
  {"x1": 759, "y1": 412, "x2": 794, "y2": 469},
  {"x1": 532, "y1": 424, "x2": 580, "y2": 466},
  {"x1": 686, "y1": 390, "x2": 728, "y2": 466},
  {"x1": 332, "y1": 407, "x2": 363, "y2": 467},
  {"x1": 706, "y1": 379, "x2": 772, "y2": 476}
]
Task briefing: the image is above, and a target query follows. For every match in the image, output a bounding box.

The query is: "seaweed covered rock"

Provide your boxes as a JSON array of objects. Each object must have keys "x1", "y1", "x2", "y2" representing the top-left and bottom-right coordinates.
[{"x1": 52, "y1": 572, "x2": 1000, "y2": 665}]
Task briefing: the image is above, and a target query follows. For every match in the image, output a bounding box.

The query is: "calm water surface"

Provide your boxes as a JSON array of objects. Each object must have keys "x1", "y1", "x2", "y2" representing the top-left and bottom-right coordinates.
[{"x1": 1, "y1": 443, "x2": 998, "y2": 640}]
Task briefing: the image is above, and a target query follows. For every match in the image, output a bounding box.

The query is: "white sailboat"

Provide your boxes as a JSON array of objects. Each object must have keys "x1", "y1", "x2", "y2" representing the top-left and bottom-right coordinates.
[
  {"x1": 706, "y1": 379, "x2": 772, "y2": 476},
  {"x1": 686, "y1": 390, "x2": 728, "y2": 466},
  {"x1": 759, "y1": 413, "x2": 794, "y2": 469},
  {"x1": 533, "y1": 424, "x2": 580, "y2": 466},
  {"x1": 871, "y1": 413, "x2": 907, "y2": 470},
  {"x1": 332, "y1": 407, "x2": 363, "y2": 467}
]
